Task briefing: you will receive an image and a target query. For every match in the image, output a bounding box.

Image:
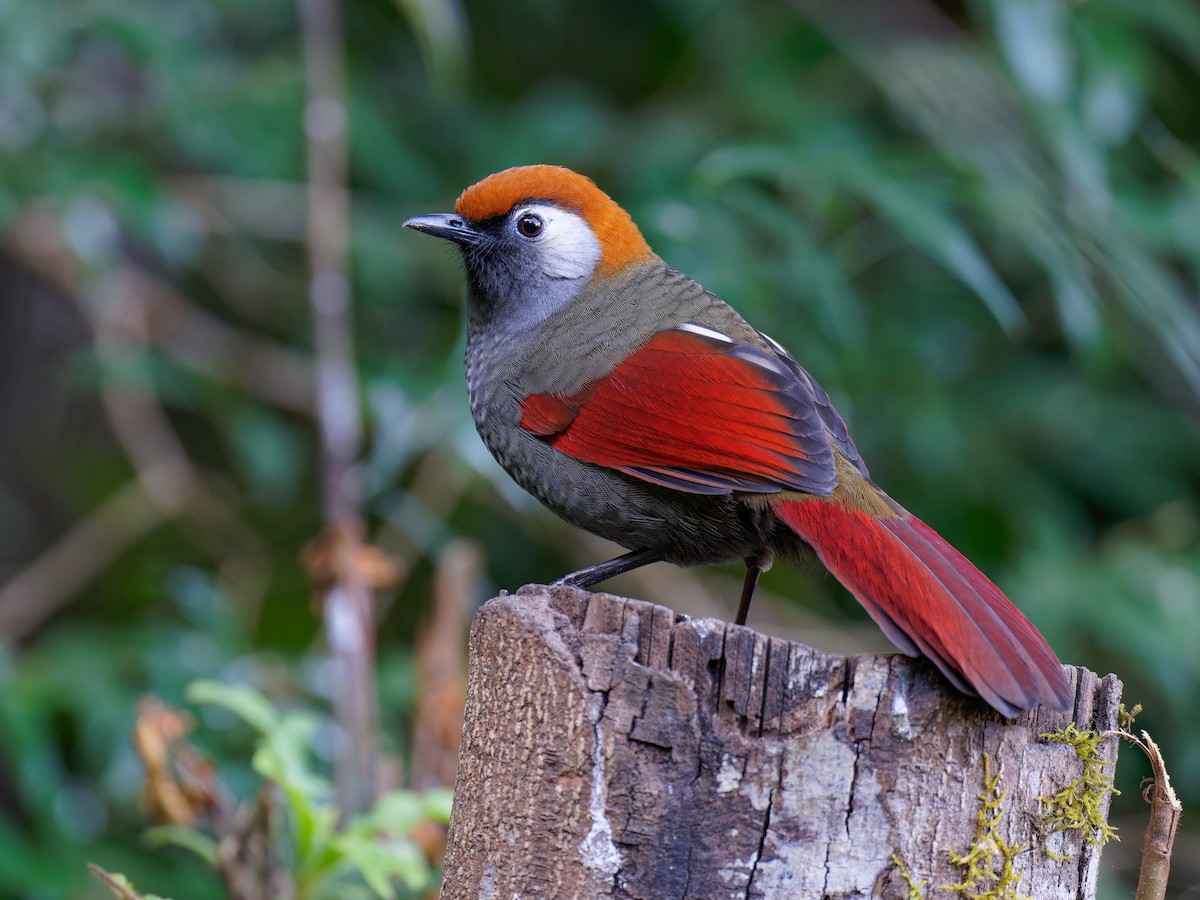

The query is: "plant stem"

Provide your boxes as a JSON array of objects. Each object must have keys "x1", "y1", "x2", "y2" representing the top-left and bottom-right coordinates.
[{"x1": 299, "y1": 0, "x2": 378, "y2": 816}]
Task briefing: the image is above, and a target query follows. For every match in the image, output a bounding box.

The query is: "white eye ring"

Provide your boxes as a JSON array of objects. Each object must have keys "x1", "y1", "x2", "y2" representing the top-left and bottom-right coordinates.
[
  {"x1": 515, "y1": 211, "x2": 545, "y2": 238},
  {"x1": 508, "y1": 204, "x2": 600, "y2": 283}
]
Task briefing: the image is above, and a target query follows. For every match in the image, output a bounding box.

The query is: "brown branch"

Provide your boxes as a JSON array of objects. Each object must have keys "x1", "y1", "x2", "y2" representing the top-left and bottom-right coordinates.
[
  {"x1": 1116, "y1": 729, "x2": 1183, "y2": 900},
  {"x1": 172, "y1": 174, "x2": 309, "y2": 242},
  {"x1": 0, "y1": 481, "x2": 163, "y2": 639},
  {"x1": 6, "y1": 206, "x2": 315, "y2": 415},
  {"x1": 88, "y1": 864, "x2": 148, "y2": 900},
  {"x1": 89, "y1": 270, "x2": 271, "y2": 611},
  {"x1": 299, "y1": 0, "x2": 378, "y2": 816},
  {"x1": 133, "y1": 267, "x2": 315, "y2": 415},
  {"x1": 411, "y1": 539, "x2": 478, "y2": 790},
  {"x1": 0, "y1": 222, "x2": 271, "y2": 638}
]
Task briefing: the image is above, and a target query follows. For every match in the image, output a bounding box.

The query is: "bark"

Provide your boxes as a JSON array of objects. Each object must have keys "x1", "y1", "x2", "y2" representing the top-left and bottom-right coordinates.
[{"x1": 442, "y1": 585, "x2": 1122, "y2": 900}]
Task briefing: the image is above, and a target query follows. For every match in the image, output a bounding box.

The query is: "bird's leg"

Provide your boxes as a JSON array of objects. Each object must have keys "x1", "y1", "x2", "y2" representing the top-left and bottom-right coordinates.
[
  {"x1": 552, "y1": 548, "x2": 664, "y2": 590},
  {"x1": 735, "y1": 555, "x2": 763, "y2": 626}
]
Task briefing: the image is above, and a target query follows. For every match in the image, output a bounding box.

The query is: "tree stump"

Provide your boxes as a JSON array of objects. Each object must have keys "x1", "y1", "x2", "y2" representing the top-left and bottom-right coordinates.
[{"x1": 442, "y1": 585, "x2": 1122, "y2": 899}]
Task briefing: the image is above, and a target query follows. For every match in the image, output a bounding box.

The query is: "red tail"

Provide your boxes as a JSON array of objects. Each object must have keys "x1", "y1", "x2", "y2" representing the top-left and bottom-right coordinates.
[{"x1": 774, "y1": 497, "x2": 1072, "y2": 717}]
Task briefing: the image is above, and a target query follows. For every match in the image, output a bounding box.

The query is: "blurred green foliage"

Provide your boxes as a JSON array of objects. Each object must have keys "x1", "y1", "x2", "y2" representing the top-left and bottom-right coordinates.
[
  {"x1": 175, "y1": 680, "x2": 449, "y2": 899},
  {"x1": 1, "y1": 0, "x2": 1198, "y2": 896},
  {"x1": 88, "y1": 681, "x2": 450, "y2": 900}
]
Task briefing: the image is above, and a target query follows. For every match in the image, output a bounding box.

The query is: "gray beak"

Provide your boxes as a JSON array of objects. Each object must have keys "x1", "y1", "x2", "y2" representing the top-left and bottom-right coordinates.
[{"x1": 403, "y1": 212, "x2": 480, "y2": 246}]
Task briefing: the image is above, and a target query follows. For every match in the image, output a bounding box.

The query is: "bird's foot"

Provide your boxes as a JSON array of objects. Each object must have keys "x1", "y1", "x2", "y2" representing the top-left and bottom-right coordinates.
[
  {"x1": 735, "y1": 550, "x2": 772, "y2": 626},
  {"x1": 552, "y1": 548, "x2": 663, "y2": 590}
]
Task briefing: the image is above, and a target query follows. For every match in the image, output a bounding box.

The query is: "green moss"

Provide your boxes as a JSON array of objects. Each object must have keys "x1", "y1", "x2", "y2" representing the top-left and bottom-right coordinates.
[
  {"x1": 1038, "y1": 724, "x2": 1120, "y2": 853},
  {"x1": 941, "y1": 754, "x2": 1032, "y2": 900},
  {"x1": 1118, "y1": 702, "x2": 1142, "y2": 731},
  {"x1": 891, "y1": 854, "x2": 928, "y2": 900},
  {"x1": 894, "y1": 728, "x2": 1123, "y2": 897}
]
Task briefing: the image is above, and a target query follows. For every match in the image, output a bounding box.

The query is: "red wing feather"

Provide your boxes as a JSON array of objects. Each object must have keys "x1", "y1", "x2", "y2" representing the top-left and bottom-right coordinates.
[
  {"x1": 519, "y1": 389, "x2": 592, "y2": 436},
  {"x1": 773, "y1": 497, "x2": 1072, "y2": 716},
  {"x1": 519, "y1": 328, "x2": 838, "y2": 496}
]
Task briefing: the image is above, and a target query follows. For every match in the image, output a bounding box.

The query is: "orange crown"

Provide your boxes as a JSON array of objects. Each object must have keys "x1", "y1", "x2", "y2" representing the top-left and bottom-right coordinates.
[{"x1": 455, "y1": 165, "x2": 654, "y2": 275}]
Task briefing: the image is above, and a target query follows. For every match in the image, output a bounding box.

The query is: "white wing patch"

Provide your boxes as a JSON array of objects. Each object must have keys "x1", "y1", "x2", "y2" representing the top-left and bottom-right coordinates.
[
  {"x1": 759, "y1": 330, "x2": 791, "y2": 358},
  {"x1": 678, "y1": 323, "x2": 789, "y2": 377},
  {"x1": 677, "y1": 322, "x2": 736, "y2": 344}
]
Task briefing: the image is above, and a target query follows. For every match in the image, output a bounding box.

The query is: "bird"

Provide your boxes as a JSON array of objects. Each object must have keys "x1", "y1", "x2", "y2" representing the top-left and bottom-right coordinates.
[{"x1": 404, "y1": 164, "x2": 1071, "y2": 718}]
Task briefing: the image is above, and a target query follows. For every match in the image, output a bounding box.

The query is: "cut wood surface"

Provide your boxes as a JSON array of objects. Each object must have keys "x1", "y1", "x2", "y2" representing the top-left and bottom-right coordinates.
[{"x1": 441, "y1": 585, "x2": 1122, "y2": 899}]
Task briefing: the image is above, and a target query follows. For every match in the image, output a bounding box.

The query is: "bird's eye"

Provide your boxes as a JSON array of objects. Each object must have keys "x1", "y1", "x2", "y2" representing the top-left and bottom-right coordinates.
[{"x1": 516, "y1": 212, "x2": 544, "y2": 238}]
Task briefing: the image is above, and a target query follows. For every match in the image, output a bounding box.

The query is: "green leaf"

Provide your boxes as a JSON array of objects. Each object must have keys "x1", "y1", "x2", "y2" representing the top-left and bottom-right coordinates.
[
  {"x1": 993, "y1": 0, "x2": 1073, "y2": 103},
  {"x1": 250, "y1": 711, "x2": 327, "y2": 795},
  {"x1": 345, "y1": 787, "x2": 452, "y2": 841},
  {"x1": 291, "y1": 795, "x2": 339, "y2": 885},
  {"x1": 391, "y1": 0, "x2": 470, "y2": 95},
  {"x1": 330, "y1": 832, "x2": 431, "y2": 898},
  {"x1": 186, "y1": 680, "x2": 339, "y2": 881},
  {"x1": 840, "y1": 160, "x2": 1027, "y2": 336},
  {"x1": 351, "y1": 790, "x2": 422, "y2": 835},
  {"x1": 420, "y1": 788, "x2": 454, "y2": 824},
  {"x1": 186, "y1": 679, "x2": 279, "y2": 736},
  {"x1": 251, "y1": 712, "x2": 336, "y2": 877},
  {"x1": 141, "y1": 824, "x2": 220, "y2": 867}
]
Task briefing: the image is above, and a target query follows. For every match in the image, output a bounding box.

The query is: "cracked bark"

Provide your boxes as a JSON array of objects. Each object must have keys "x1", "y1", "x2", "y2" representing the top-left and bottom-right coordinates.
[{"x1": 442, "y1": 585, "x2": 1122, "y2": 899}]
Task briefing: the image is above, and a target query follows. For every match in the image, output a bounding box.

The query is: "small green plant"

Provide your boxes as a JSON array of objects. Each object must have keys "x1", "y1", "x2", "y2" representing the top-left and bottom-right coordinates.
[
  {"x1": 941, "y1": 754, "x2": 1031, "y2": 900},
  {"x1": 1118, "y1": 702, "x2": 1143, "y2": 731},
  {"x1": 1038, "y1": 724, "x2": 1120, "y2": 855},
  {"x1": 92, "y1": 680, "x2": 452, "y2": 900}
]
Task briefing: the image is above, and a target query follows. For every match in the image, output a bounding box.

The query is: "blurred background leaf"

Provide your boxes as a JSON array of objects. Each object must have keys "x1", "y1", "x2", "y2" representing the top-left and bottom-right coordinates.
[{"x1": 0, "y1": 0, "x2": 1197, "y2": 895}]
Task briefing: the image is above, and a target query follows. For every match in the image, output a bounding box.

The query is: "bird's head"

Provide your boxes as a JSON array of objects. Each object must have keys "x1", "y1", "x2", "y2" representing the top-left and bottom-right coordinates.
[{"x1": 404, "y1": 165, "x2": 655, "y2": 329}]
